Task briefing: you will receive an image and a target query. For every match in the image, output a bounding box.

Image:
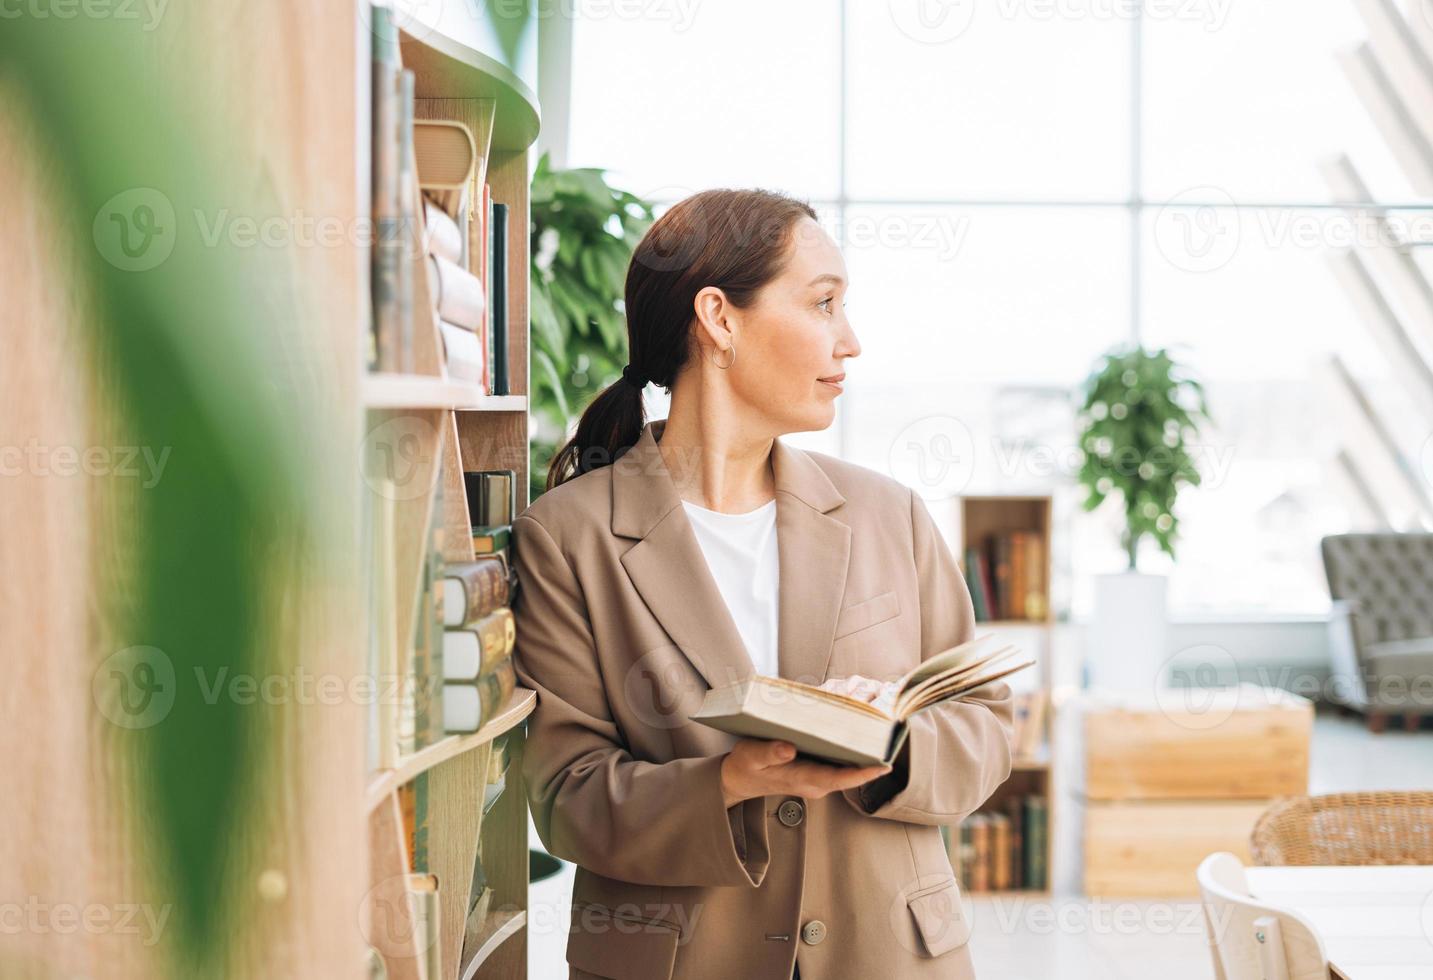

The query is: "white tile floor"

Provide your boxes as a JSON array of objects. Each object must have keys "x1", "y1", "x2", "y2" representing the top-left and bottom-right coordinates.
[{"x1": 526, "y1": 711, "x2": 1433, "y2": 979}]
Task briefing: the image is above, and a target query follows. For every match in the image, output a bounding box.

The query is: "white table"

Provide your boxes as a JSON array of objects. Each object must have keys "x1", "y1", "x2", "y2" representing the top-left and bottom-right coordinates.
[{"x1": 1245, "y1": 866, "x2": 1433, "y2": 980}]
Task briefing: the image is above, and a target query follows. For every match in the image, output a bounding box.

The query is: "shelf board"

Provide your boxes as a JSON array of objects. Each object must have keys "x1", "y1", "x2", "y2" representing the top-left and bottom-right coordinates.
[
  {"x1": 366, "y1": 687, "x2": 535, "y2": 811},
  {"x1": 395, "y1": 10, "x2": 540, "y2": 151},
  {"x1": 363, "y1": 373, "x2": 526, "y2": 412},
  {"x1": 459, "y1": 908, "x2": 526, "y2": 980}
]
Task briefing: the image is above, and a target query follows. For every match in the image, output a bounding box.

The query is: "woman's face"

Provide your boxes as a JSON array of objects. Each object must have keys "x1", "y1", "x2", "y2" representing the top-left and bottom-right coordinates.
[{"x1": 730, "y1": 216, "x2": 861, "y2": 433}]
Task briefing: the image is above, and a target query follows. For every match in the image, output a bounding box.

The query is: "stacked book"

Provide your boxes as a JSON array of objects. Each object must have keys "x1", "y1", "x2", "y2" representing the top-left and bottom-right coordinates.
[
  {"x1": 963, "y1": 529, "x2": 1048, "y2": 622},
  {"x1": 441, "y1": 558, "x2": 516, "y2": 733},
  {"x1": 943, "y1": 795, "x2": 1049, "y2": 893},
  {"x1": 444, "y1": 467, "x2": 519, "y2": 733}
]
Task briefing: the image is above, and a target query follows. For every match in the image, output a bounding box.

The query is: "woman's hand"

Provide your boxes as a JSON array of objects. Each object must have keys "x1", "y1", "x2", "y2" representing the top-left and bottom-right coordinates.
[
  {"x1": 817, "y1": 673, "x2": 900, "y2": 712},
  {"x1": 719, "y1": 739, "x2": 891, "y2": 809}
]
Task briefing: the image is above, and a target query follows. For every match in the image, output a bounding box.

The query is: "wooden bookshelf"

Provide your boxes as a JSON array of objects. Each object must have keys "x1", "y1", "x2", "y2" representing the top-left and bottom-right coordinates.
[
  {"x1": 362, "y1": 4, "x2": 538, "y2": 980},
  {"x1": 949, "y1": 495, "x2": 1057, "y2": 896}
]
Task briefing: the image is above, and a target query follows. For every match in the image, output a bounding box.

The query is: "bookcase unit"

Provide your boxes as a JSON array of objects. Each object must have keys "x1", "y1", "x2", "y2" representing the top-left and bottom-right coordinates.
[
  {"x1": 947, "y1": 495, "x2": 1057, "y2": 896},
  {"x1": 361, "y1": 5, "x2": 539, "y2": 980}
]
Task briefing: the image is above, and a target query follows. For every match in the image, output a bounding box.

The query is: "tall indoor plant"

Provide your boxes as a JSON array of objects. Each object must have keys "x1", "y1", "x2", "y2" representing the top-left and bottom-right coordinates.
[
  {"x1": 528, "y1": 153, "x2": 656, "y2": 501},
  {"x1": 1076, "y1": 345, "x2": 1211, "y2": 690}
]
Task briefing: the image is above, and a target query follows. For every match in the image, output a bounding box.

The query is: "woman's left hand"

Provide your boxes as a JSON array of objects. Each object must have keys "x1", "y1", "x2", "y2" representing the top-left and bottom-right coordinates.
[{"x1": 817, "y1": 673, "x2": 899, "y2": 711}]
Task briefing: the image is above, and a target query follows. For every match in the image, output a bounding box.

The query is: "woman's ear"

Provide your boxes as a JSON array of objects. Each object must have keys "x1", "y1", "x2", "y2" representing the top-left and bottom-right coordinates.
[{"x1": 692, "y1": 285, "x2": 735, "y2": 354}]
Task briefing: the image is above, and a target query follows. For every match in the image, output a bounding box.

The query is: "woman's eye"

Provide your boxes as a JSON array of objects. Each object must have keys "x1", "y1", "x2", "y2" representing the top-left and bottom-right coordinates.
[{"x1": 818, "y1": 297, "x2": 834, "y2": 313}]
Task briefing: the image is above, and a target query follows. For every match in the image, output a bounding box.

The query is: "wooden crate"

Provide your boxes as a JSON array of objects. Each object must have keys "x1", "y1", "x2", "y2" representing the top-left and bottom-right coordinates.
[
  {"x1": 1084, "y1": 799, "x2": 1274, "y2": 897},
  {"x1": 1084, "y1": 684, "x2": 1312, "y2": 801}
]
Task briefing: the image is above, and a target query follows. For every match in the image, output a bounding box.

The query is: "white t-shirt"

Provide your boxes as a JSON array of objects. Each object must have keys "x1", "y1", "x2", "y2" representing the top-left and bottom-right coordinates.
[{"x1": 680, "y1": 498, "x2": 781, "y2": 678}]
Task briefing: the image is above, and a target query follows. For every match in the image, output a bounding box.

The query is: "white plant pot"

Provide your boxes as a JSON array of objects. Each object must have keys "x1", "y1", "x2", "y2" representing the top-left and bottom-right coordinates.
[{"x1": 1086, "y1": 571, "x2": 1169, "y2": 695}]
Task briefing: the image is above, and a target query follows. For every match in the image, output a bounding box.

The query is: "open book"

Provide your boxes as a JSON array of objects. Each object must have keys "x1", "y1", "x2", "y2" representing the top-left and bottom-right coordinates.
[{"x1": 689, "y1": 634, "x2": 1033, "y2": 767}]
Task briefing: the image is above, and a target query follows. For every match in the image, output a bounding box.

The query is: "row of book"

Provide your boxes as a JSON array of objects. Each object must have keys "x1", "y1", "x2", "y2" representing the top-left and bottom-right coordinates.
[
  {"x1": 368, "y1": 4, "x2": 512, "y2": 394},
  {"x1": 943, "y1": 795, "x2": 1049, "y2": 893},
  {"x1": 963, "y1": 530, "x2": 1048, "y2": 622}
]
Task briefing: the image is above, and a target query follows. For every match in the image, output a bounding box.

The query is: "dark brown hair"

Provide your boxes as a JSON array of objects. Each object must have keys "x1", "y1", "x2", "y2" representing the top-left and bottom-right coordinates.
[{"x1": 545, "y1": 187, "x2": 818, "y2": 490}]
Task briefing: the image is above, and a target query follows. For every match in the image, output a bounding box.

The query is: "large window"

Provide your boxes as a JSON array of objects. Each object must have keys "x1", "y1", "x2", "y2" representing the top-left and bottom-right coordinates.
[{"x1": 565, "y1": 0, "x2": 1432, "y2": 616}]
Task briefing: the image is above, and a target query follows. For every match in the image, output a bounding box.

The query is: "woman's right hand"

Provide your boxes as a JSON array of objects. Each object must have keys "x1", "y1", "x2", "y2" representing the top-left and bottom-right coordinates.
[{"x1": 719, "y1": 739, "x2": 891, "y2": 809}]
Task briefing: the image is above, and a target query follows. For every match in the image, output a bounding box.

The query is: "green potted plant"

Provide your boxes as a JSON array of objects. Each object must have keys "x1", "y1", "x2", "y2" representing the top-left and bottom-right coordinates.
[
  {"x1": 528, "y1": 153, "x2": 656, "y2": 501},
  {"x1": 1075, "y1": 345, "x2": 1211, "y2": 691}
]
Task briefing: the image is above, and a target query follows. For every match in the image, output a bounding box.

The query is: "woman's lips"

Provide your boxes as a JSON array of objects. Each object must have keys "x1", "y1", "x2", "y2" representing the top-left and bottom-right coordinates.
[{"x1": 818, "y1": 373, "x2": 845, "y2": 393}]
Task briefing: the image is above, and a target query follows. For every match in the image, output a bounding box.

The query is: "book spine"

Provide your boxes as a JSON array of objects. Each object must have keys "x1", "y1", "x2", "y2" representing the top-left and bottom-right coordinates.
[
  {"x1": 490, "y1": 201, "x2": 509, "y2": 395},
  {"x1": 1025, "y1": 532, "x2": 1047, "y2": 621},
  {"x1": 370, "y1": 8, "x2": 402, "y2": 373},
  {"x1": 423, "y1": 197, "x2": 464, "y2": 264},
  {"x1": 439, "y1": 320, "x2": 485, "y2": 384},
  {"x1": 963, "y1": 547, "x2": 989, "y2": 622},
  {"x1": 430, "y1": 253, "x2": 487, "y2": 329},
  {"x1": 446, "y1": 557, "x2": 510, "y2": 626},
  {"x1": 1023, "y1": 795, "x2": 1047, "y2": 891},
  {"x1": 480, "y1": 183, "x2": 492, "y2": 393},
  {"x1": 395, "y1": 69, "x2": 416, "y2": 374},
  {"x1": 1010, "y1": 531, "x2": 1027, "y2": 620},
  {"x1": 990, "y1": 813, "x2": 1011, "y2": 891}
]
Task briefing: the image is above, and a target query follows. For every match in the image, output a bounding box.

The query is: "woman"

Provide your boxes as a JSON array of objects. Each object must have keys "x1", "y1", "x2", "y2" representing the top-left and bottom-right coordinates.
[{"x1": 512, "y1": 188, "x2": 1015, "y2": 980}]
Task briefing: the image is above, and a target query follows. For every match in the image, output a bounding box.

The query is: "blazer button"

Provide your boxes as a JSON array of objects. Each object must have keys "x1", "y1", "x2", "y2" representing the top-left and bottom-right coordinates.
[
  {"x1": 777, "y1": 799, "x2": 805, "y2": 827},
  {"x1": 800, "y1": 919, "x2": 827, "y2": 945}
]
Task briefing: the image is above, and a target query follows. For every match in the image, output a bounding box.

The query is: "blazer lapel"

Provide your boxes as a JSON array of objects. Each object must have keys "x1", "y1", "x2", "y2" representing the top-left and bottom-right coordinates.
[{"x1": 612, "y1": 418, "x2": 850, "y2": 692}]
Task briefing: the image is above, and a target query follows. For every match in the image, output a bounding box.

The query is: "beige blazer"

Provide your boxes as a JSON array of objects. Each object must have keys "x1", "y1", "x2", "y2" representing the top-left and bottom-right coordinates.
[{"x1": 511, "y1": 418, "x2": 1015, "y2": 980}]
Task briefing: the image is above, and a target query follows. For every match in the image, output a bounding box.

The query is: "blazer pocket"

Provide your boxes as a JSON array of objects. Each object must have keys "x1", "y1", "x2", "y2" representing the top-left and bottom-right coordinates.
[
  {"x1": 567, "y1": 903, "x2": 681, "y2": 980},
  {"x1": 905, "y1": 877, "x2": 971, "y2": 957},
  {"x1": 833, "y1": 589, "x2": 901, "y2": 640}
]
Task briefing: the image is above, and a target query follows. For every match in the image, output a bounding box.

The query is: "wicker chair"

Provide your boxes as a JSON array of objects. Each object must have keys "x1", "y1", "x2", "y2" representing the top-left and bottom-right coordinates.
[{"x1": 1251, "y1": 792, "x2": 1433, "y2": 866}]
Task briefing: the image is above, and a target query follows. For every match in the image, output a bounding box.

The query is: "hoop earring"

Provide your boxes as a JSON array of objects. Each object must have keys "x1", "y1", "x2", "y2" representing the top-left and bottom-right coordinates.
[{"x1": 714, "y1": 343, "x2": 735, "y2": 370}]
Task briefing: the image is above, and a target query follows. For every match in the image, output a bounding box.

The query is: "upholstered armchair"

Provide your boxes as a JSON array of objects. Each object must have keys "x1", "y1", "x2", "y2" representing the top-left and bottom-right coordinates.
[{"x1": 1321, "y1": 534, "x2": 1433, "y2": 732}]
